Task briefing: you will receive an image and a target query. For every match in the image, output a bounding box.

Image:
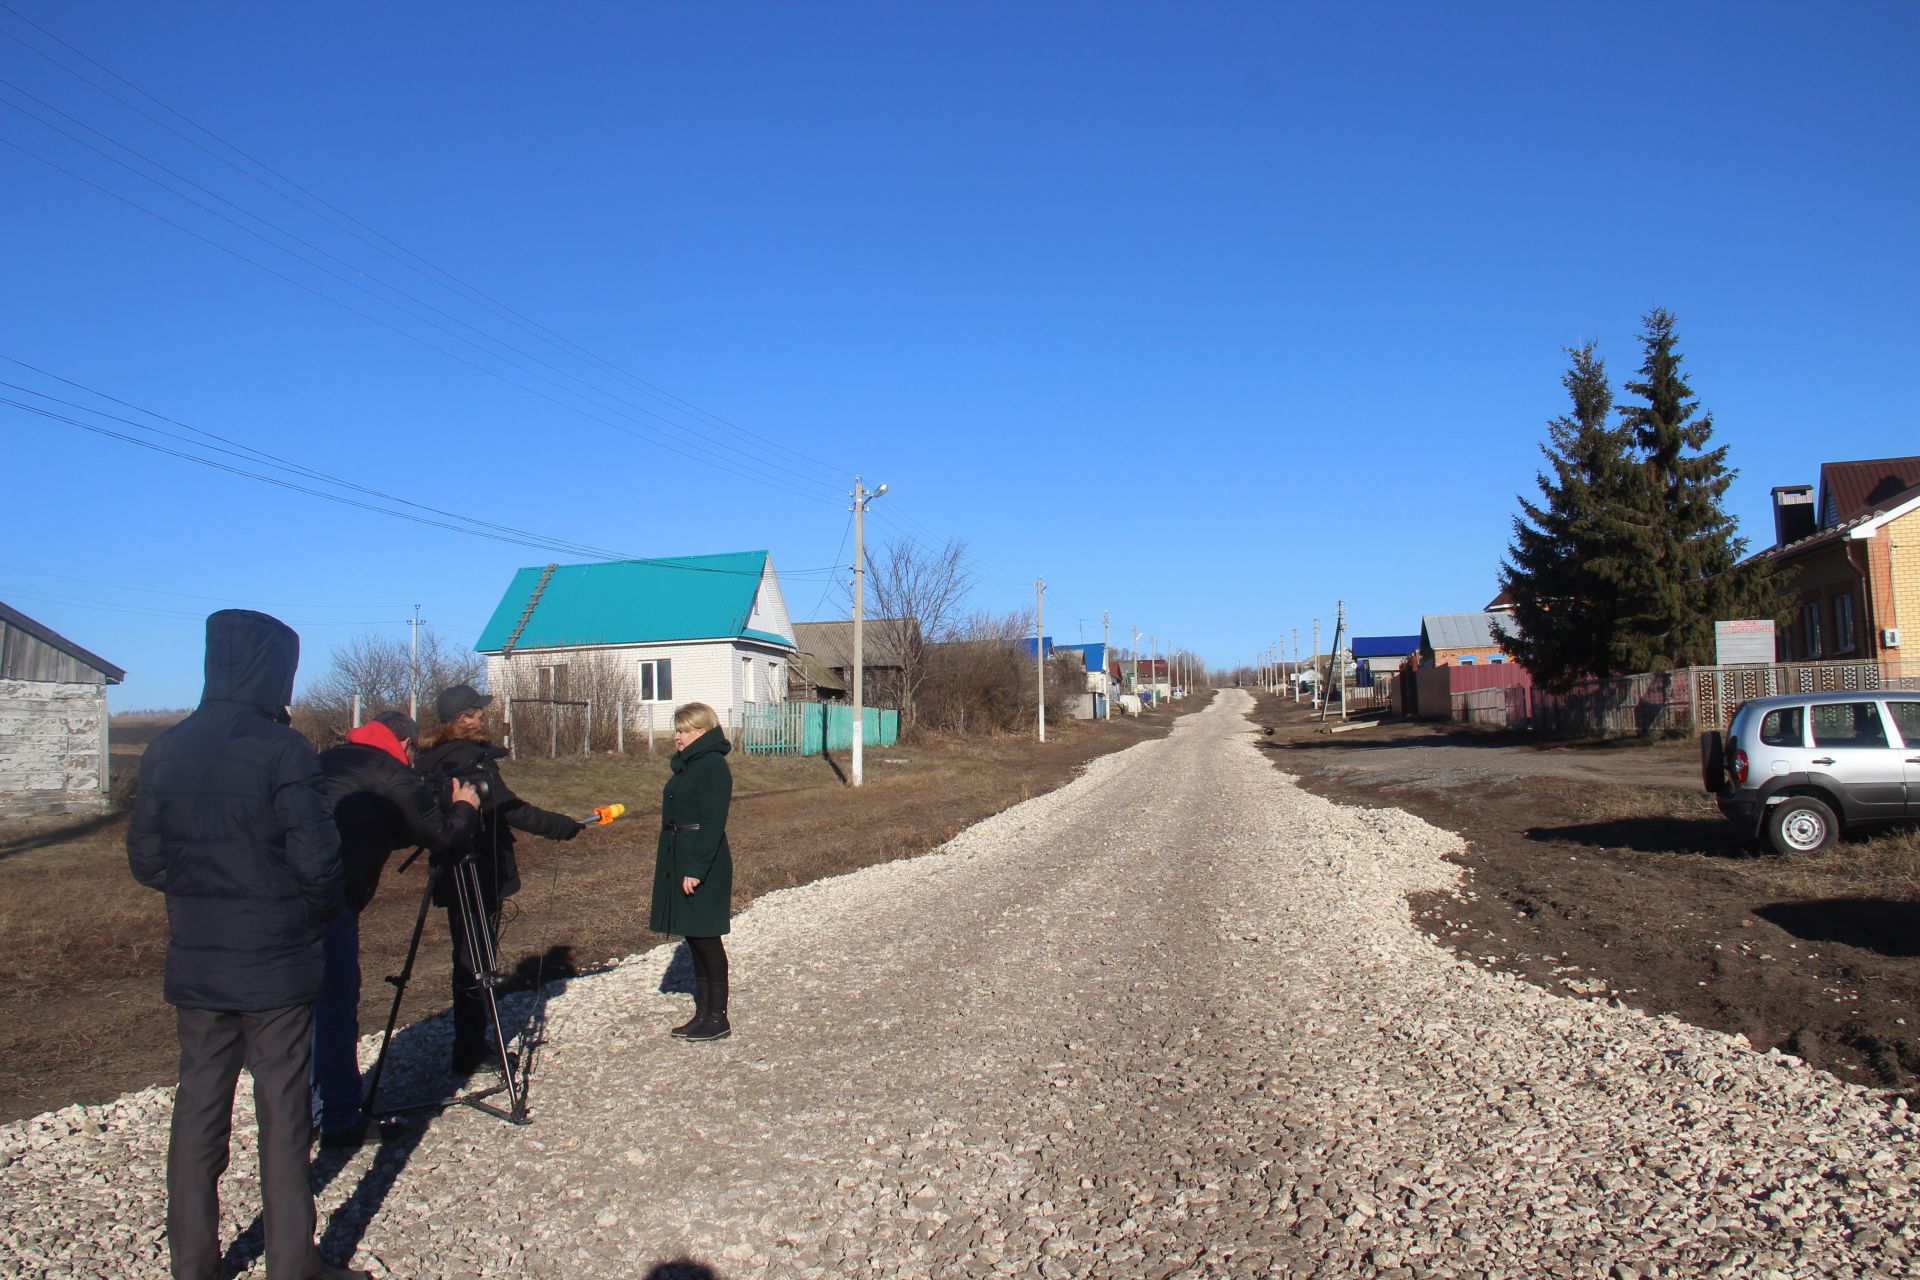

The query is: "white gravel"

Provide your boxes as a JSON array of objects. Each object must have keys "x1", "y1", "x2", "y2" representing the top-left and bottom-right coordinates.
[{"x1": 3, "y1": 689, "x2": 1915, "y2": 1279}]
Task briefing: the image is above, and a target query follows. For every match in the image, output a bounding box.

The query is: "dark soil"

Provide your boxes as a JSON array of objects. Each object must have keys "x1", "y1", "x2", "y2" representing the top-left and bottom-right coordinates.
[
  {"x1": 0, "y1": 708, "x2": 1173, "y2": 1123},
  {"x1": 1249, "y1": 691, "x2": 1920, "y2": 1100}
]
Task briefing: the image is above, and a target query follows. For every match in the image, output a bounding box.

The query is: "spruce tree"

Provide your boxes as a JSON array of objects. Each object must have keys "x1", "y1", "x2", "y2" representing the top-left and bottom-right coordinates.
[
  {"x1": 1605, "y1": 308, "x2": 1777, "y2": 671},
  {"x1": 1499, "y1": 342, "x2": 1634, "y2": 690}
]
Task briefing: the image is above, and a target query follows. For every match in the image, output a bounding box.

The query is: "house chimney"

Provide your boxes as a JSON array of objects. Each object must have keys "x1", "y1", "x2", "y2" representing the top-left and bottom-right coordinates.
[{"x1": 1771, "y1": 484, "x2": 1815, "y2": 547}]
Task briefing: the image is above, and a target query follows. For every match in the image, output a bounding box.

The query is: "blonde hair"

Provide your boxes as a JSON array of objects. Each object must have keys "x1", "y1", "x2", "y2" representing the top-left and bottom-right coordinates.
[{"x1": 673, "y1": 702, "x2": 719, "y2": 733}]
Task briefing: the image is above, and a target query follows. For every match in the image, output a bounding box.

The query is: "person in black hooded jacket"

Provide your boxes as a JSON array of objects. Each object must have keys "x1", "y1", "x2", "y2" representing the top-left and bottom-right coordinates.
[
  {"x1": 311, "y1": 710, "x2": 479, "y2": 1144},
  {"x1": 127, "y1": 609, "x2": 369, "y2": 1280},
  {"x1": 415, "y1": 683, "x2": 582, "y2": 1074}
]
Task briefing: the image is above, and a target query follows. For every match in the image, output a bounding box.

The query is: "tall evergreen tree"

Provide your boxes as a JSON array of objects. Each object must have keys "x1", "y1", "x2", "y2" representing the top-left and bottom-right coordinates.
[
  {"x1": 1604, "y1": 308, "x2": 1777, "y2": 671},
  {"x1": 1499, "y1": 342, "x2": 1635, "y2": 690}
]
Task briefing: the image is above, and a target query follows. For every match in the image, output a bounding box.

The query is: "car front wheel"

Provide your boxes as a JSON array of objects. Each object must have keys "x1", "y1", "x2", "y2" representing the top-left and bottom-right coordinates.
[{"x1": 1763, "y1": 795, "x2": 1838, "y2": 856}]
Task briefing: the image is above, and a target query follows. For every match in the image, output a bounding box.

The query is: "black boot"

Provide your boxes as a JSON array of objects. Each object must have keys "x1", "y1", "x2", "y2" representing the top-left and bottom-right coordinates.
[
  {"x1": 671, "y1": 977, "x2": 708, "y2": 1038},
  {"x1": 683, "y1": 978, "x2": 730, "y2": 1042}
]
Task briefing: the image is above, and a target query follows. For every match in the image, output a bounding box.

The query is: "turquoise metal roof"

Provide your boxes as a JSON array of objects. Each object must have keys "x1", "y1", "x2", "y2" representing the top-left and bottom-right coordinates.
[{"x1": 475, "y1": 552, "x2": 792, "y2": 653}]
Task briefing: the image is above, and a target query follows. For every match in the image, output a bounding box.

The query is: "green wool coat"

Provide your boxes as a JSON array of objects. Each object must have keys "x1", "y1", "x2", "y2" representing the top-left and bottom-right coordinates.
[{"x1": 648, "y1": 727, "x2": 733, "y2": 937}]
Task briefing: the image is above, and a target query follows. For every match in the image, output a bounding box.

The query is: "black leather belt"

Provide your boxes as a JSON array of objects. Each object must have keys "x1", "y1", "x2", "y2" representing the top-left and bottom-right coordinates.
[{"x1": 665, "y1": 822, "x2": 701, "y2": 832}]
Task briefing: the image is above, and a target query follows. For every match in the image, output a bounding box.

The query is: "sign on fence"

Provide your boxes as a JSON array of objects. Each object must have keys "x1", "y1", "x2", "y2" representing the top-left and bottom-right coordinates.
[{"x1": 1714, "y1": 619, "x2": 1776, "y2": 666}]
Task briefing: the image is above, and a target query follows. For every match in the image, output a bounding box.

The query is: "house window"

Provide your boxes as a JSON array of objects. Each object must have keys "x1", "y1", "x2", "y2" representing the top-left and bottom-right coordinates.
[
  {"x1": 1489, "y1": 654, "x2": 1506, "y2": 664},
  {"x1": 1802, "y1": 601, "x2": 1823, "y2": 659},
  {"x1": 1458, "y1": 655, "x2": 1475, "y2": 666},
  {"x1": 742, "y1": 657, "x2": 756, "y2": 704},
  {"x1": 1834, "y1": 593, "x2": 1856, "y2": 653},
  {"x1": 638, "y1": 658, "x2": 673, "y2": 703},
  {"x1": 535, "y1": 664, "x2": 568, "y2": 700}
]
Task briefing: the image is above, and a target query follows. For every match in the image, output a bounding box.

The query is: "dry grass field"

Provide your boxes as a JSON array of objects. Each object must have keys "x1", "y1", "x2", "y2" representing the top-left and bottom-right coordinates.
[{"x1": 0, "y1": 707, "x2": 1174, "y2": 1122}]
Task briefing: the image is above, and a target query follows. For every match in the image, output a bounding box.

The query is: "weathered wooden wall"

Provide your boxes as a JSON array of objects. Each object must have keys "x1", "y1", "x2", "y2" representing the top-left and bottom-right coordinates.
[
  {"x1": 0, "y1": 680, "x2": 111, "y2": 816},
  {"x1": 0, "y1": 619, "x2": 111, "y2": 685}
]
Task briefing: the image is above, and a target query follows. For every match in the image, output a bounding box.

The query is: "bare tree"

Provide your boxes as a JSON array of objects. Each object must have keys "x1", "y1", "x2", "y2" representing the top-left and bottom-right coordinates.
[
  {"x1": 863, "y1": 536, "x2": 973, "y2": 731},
  {"x1": 299, "y1": 625, "x2": 485, "y2": 742}
]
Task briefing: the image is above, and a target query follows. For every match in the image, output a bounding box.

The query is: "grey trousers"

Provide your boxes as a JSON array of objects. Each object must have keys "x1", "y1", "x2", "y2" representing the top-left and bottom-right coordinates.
[{"x1": 169, "y1": 1004, "x2": 323, "y2": 1280}]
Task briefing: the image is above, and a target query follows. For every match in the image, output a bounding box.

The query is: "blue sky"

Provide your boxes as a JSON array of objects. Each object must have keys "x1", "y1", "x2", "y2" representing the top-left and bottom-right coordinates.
[{"x1": 3, "y1": 2, "x2": 1915, "y2": 709}]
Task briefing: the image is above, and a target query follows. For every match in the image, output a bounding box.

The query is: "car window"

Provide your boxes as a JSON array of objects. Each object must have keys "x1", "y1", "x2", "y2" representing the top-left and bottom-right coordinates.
[
  {"x1": 1888, "y1": 700, "x2": 1920, "y2": 747},
  {"x1": 1808, "y1": 701, "x2": 1890, "y2": 749},
  {"x1": 1758, "y1": 707, "x2": 1804, "y2": 747}
]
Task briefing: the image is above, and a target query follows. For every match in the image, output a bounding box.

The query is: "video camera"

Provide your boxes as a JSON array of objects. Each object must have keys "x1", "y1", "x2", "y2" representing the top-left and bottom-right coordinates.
[{"x1": 424, "y1": 742, "x2": 509, "y2": 806}]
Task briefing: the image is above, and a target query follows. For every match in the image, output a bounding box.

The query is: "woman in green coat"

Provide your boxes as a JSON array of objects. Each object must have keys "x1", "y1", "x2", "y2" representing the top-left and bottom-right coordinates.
[{"x1": 650, "y1": 702, "x2": 734, "y2": 1041}]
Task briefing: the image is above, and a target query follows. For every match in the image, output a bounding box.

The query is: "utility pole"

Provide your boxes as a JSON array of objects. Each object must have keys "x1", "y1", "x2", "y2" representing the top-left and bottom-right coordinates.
[
  {"x1": 1312, "y1": 619, "x2": 1321, "y2": 709},
  {"x1": 851, "y1": 476, "x2": 888, "y2": 787},
  {"x1": 1292, "y1": 629, "x2": 1301, "y2": 703},
  {"x1": 1035, "y1": 577, "x2": 1047, "y2": 743},
  {"x1": 1102, "y1": 611, "x2": 1112, "y2": 720},
  {"x1": 1150, "y1": 633, "x2": 1158, "y2": 706},
  {"x1": 409, "y1": 605, "x2": 421, "y2": 722},
  {"x1": 1132, "y1": 625, "x2": 1141, "y2": 698}
]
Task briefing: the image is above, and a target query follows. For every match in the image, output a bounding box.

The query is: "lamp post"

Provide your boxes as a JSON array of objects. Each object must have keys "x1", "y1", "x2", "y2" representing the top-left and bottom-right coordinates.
[{"x1": 851, "y1": 476, "x2": 887, "y2": 787}]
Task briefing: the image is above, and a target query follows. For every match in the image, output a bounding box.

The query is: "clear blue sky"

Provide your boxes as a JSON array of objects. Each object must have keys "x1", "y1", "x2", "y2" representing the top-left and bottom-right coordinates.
[{"x1": 3, "y1": 2, "x2": 1914, "y2": 709}]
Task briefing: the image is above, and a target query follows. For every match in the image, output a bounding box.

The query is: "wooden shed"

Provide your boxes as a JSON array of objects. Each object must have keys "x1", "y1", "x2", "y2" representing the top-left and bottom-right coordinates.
[{"x1": 0, "y1": 600, "x2": 126, "y2": 817}]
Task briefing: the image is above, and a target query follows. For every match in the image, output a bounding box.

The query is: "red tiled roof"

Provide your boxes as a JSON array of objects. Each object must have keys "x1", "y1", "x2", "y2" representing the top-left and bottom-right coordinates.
[{"x1": 1821, "y1": 456, "x2": 1920, "y2": 526}]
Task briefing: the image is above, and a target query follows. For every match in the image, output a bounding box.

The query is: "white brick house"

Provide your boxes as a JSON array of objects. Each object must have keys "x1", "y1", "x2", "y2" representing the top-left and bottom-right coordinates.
[
  {"x1": 0, "y1": 600, "x2": 125, "y2": 816},
  {"x1": 474, "y1": 551, "x2": 796, "y2": 736}
]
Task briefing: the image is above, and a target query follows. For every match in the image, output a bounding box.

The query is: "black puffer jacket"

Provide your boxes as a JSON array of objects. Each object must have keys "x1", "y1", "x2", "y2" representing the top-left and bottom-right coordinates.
[
  {"x1": 414, "y1": 728, "x2": 579, "y2": 907},
  {"x1": 127, "y1": 610, "x2": 343, "y2": 1012},
  {"x1": 318, "y1": 723, "x2": 478, "y2": 913}
]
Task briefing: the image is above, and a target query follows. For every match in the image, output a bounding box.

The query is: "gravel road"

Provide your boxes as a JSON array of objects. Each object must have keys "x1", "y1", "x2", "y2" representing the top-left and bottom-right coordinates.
[{"x1": 4, "y1": 690, "x2": 1916, "y2": 1279}]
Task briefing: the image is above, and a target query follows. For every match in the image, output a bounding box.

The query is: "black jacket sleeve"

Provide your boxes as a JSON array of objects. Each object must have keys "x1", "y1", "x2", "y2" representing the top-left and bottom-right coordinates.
[
  {"x1": 484, "y1": 768, "x2": 581, "y2": 841},
  {"x1": 126, "y1": 758, "x2": 166, "y2": 890},
  {"x1": 392, "y1": 768, "x2": 479, "y2": 854},
  {"x1": 274, "y1": 735, "x2": 346, "y2": 923}
]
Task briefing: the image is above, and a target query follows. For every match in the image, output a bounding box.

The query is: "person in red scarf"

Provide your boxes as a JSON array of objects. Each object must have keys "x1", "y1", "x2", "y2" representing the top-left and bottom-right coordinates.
[{"x1": 312, "y1": 711, "x2": 479, "y2": 1146}]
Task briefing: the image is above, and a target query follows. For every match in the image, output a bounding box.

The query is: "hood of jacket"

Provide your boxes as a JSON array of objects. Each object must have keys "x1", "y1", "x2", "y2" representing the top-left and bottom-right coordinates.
[
  {"x1": 201, "y1": 609, "x2": 299, "y2": 714},
  {"x1": 670, "y1": 726, "x2": 732, "y2": 772},
  {"x1": 346, "y1": 719, "x2": 411, "y2": 766}
]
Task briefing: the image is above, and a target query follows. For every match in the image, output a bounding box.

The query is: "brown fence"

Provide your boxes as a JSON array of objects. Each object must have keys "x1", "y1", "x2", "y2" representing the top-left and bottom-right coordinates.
[{"x1": 1444, "y1": 659, "x2": 1917, "y2": 736}]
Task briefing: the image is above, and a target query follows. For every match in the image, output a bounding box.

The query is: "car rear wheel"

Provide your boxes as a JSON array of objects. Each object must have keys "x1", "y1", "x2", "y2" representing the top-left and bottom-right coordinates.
[
  {"x1": 1763, "y1": 795, "x2": 1838, "y2": 856},
  {"x1": 1700, "y1": 731, "x2": 1725, "y2": 791}
]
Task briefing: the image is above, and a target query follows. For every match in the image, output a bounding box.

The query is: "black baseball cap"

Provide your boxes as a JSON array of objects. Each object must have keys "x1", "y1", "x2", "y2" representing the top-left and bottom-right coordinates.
[{"x1": 435, "y1": 683, "x2": 493, "y2": 723}]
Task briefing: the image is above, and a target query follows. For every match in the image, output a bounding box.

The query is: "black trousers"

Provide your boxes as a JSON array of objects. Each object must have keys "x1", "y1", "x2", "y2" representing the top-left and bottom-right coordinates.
[
  {"x1": 169, "y1": 1004, "x2": 322, "y2": 1280},
  {"x1": 446, "y1": 895, "x2": 501, "y2": 1056}
]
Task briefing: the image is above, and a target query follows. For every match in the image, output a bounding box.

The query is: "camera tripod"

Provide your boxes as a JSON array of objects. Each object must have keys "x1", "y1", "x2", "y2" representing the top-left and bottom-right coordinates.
[{"x1": 361, "y1": 847, "x2": 532, "y2": 1125}]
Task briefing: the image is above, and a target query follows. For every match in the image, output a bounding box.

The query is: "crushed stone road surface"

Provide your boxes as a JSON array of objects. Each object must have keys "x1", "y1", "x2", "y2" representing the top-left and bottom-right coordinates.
[{"x1": 4, "y1": 691, "x2": 1916, "y2": 1279}]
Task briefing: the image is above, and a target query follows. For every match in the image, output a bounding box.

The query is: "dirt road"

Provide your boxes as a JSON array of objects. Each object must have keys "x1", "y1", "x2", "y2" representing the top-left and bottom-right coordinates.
[{"x1": 3, "y1": 691, "x2": 1914, "y2": 1278}]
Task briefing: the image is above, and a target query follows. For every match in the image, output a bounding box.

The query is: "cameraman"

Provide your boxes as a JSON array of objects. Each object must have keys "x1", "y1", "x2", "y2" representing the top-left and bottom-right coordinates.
[
  {"x1": 416, "y1": 684, "x2": 583, "y2": 1074},
  {"x1": 313, "y1": 711, "x2": 479, "y2": 1146}
]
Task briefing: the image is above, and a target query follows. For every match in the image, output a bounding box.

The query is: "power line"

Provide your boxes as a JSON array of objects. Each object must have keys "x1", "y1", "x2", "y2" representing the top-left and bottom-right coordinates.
[
  {"x1": 0, "y1": 3, "x2": 849, "y2": 488},
  {"x1": 0, "y1": 127, "x2": 842, "y2": 508}
]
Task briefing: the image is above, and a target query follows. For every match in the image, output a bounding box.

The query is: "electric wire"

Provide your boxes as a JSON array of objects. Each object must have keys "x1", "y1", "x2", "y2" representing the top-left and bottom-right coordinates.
[
  {"x1": 4, "y1": 365, "x2": 844, "y2": 578},
  {"x1": 0, "y1": 125, "x2": 841, "y2": 508},
  {"x1": 0, "y1": 4, "x2": 850, "y2": 488}
]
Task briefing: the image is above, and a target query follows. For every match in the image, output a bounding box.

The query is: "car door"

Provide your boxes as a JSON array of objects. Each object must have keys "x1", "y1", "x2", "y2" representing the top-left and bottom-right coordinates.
[
  {"x1": 1806, "y1": 699, "x2": 1907, "y2": 821},
  {"x1": 1884, "y1": 698, "x2": 1920, "y2": 816}
]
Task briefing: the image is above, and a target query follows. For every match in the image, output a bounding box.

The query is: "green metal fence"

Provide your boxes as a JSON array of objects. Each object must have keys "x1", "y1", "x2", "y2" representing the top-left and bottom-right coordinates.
[{"x1": 741, "y1": 701, "x2": 899, "y2": 754}]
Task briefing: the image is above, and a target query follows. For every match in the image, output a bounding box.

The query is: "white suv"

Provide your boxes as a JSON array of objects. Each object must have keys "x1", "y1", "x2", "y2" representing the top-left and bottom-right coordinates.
[{"x1": 1702, "y1": 690, "x2": 1920, "y2": 855}]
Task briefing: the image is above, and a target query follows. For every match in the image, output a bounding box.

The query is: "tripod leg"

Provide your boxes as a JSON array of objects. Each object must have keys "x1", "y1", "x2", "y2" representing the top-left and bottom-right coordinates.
[
  {"x1": 453, "y1": 857, "x2": 528, "y2": 1124},
  {"x1": 362, "y1": 860, "x2": 439, "y2": 1117}
]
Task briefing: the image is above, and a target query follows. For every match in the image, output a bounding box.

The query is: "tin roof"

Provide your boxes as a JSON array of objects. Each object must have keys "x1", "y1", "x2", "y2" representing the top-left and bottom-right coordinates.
[
  {"x1": 1421, "y1": 612, "x2": 1518, "y2": 651},
  {"x1": 1820, "y1": 456, "x2": 1920, "y2": 527},
  {"x1": 792, "y1": 619, "x2": 917, "y2": 670},
  {"x1": 475, "y1": 552, "x2": 793, "y2": 653},
  {"x1": 1755, "y1": 476, "x2": 1920, "y2": 564}
]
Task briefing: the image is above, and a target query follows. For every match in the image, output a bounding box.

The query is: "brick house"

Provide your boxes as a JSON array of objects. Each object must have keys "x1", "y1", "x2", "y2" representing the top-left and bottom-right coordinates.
[
  {"x1": 0, "y1": 600, "x2": 125, "y2": 816},
  {"x1": 1752, "y1": 455, "x2": 1920, "y2": 662},
  {"x1": 1419, "y1": 612, "x2": 1519, "y2": 667}
]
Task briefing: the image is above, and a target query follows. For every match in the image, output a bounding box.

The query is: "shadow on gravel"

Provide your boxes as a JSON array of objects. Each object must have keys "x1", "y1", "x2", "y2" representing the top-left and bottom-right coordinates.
[
  {"x1": 658, "y1": 940, "x2": 696, "y2": 996},
  {"x1": 1524, "y1": 815, "x2": 1751, "y2": 857},
  {"x1": 1755, "y1": 898, "x2": 1920, "y2": 958},
  {"x1": 645, "y1": 1261, "x2": 721, "y2": 1279}
]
